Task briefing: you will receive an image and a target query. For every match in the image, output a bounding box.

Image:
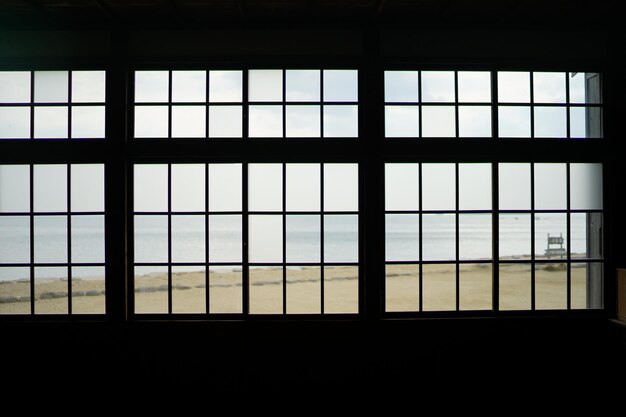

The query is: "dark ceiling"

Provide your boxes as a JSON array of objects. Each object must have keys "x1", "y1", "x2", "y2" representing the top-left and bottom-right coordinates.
[{"x1": 0, "y1": 0, "x2": 619, "y2": 29}]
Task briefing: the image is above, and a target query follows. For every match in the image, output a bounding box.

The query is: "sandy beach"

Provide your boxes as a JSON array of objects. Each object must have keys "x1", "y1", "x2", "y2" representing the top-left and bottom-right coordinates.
[{"x1": 0, "y1": 262, "x2": 594, "y2": 314}]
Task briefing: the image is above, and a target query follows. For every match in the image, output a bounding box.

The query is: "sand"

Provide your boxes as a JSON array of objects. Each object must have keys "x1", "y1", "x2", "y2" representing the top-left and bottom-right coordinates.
[{"x1": 0, "y1": 262, "x2": 594, "y2": 315}]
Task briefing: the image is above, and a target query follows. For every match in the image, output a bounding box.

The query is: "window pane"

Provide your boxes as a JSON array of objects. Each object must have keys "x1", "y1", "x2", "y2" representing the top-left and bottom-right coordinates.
[
  {"x1": 171, "y1": 164, "x2": 205, "y2": 212},
  {"x1": 34, "y1": 71, "x2": 68, "y2": 103},
  {"x1": 0, "y1": 71, "x2": 30, "y2": 103},
  {"x1": 422, "y1": 214, "x2": 455, "y2": 261},
  {"x1": 71, "y1": 215, "x2": 104, "y2": 263},
  {"x1": 499, "y1": 214, "x2": 531, "y2": 260},
  {"x1": 570, "y1": 163, "x2": 602, "y2": 210},
  {"x1": 209, "y1": 71, "x2": 242, "y2": 102},
  {"x1": 135, "y1": 71, "x2": 168, "y2": 103},
  {"x1": 324, "y1": 164, "x2": 358, "y2": 212},
  {"x1": 459, "y1": 214, "x2": 492, "y2": 260},
  {"x1": 571, "y1": 262, "x2": 603, "y2": 309},
  {"x1": 34, "y1": 164, "x2": 67, "y2": 212},
  {"x1": 134, "y1": 106, "x2": 168, "y2": 138},
  {"x1": 286, "y1": 164, "x2": 320, "y2": 211},
  {"x1": 498, "y1": 106, "x2": 530, "y2": 137},
  {"x1": 0, "y1": 165, "x2": 29, "y2": 212},
  {"x1": 535, "y1": 263, "x2": 567, "y2": 309},
  {"x1": 0, "y1": 107, "x2": 30, "y2": 139},
  {"x1": 459, "y1": 263, "x2": 492, "y2": 310},
  {"x1": 421, "y1": 71, "x2": 455, "y2": 102},
  {"x1": 34, "y1": 216, "x2": 67, "y2": 263},
  {"x1": 34, "y1": 107, "x2": 68, "y2": 138},
  {"x1": 423, "y1": 264, "x2": 455, "y2": 311},
  {"x1": 324, "y1": 265, "x2": 358, "y2": 313},
  {"x1": 421, "y1": 106, "x2": 455, "y2": 137},
  {"x1": 171, "y1": 215, "x2": 205, "y2": 263},
  {"x1": 0, "y1": 217, "x2": 30, "y2": 263},
  {"x1": 248, "y1": 163, "x2": 282, "y2": 211},
  {"x1": 384, "y1": 71, "x2": 419, "y2": 103},
  {"x1": 385, "y1": 163, "x2": 419, "y2": 211},
  {"x1": 459, "y1": 106, "x2": 491, "y2": 137},
  {"x1": 134, "y1": 266, "x2": 168, "y2": 314},
  {"x1": 323, "y1": 105, "x2": 358, "y2": 137},
  {"x1": 534, "y1": 107, "x2": 566, "y2": 138},
  {"x1": 286, "y1": 266, "x2": 320, "y2": 314},
  {"x1": 386, "y1": 264, "x2": 419, "y2": 312},
  {"x1": 571, "y1": 213, "x2": 603, "y2": 259},
  {"x1": 534, "y1": 163, "x2": 566, "y2": 210},
  {"x1": 249, "y1": 267, "x2": 282, "y2": 314},
  {"x1": 208, "y1": 106, "x2": 242, "y2": 138},
  {"x1": 134, "y1": 215, "x2": 168, "y2": 263},
  {"x1": 323, "y1": 70, "x2": 357, "y2": 102},
  {"x1": 208, "y1": 164, "x2": 242, "y2": 212},
  {"x1": 172, "y1": 106, "x2": 206, "y2": 138},
  {"x1": 533, "y1": 72, "x2": 566, "y2": 103},
  {"x1": 71, "y1": 106, "x2": 105, "y2": 138},
  {"x1": 324, "y1": 215, "x2": 358, "y2": 263},
  {"x1": 249, "y1": 215, "x2": 282, "y2": 263},
  {"x1": 249, "y1": 70, "x2": 282, "y2": 102},
  {"x1": 459, "y1": 163, "x2": 491, "y2": 210},
  {"x1": 499, "y1": 263, "x2": 531, "y2": 310},
  {"x1": 172, "y1": 266, "x2": 205, "y2": 314},
  {"x1": 209, "y1": 267, "x2": 242, "y2": 314},
  {"x1": 286, "y1": 215, "x2": 320, "y2": 263},
  {"x1": 134, "y1": 164, "x2": 168, "y2": 212},
  {"x1": 385, "y1": 214, "x2": 419, "y2": 261},
  {"x1": 172, "y1": 71, "x2": 206, "y2": 103},
  {"x1": 249, "y1": 105, "x2": 282, "y2": 137},
  {"x1": 286, "y1": 105, "x2": 320, "y2": 137},
  {"x1": 569, "y1": 73, "x2": 601, "y2": 104},
  {"x1": 458, "y1": 71, "x2": 491, "y2": 103},
  {"x1": 286, "y1": 70, "x2": 320, "y2": 102},
  {"x1": 385, "y1": 106, "x2": 419, "y2": 137},
  {"x1": 72, "y1": 71, "x2": 106, "y2": 103},
  {"x1": 498, "y1": 72, "x2": 530, "y2": 103},
  {"x1": 569, "y1": 107, "x2": 586, "y2": 138},
  {"x1": 209, "y1": 215, "x2": 242, "y2": 263},
  {"x1": 422, "y1": 163, "x2": 455, "y2": 211},
  {"x1": 535, "y1": 213, "x2": 567, "y2": 258},
  {"x1": 34, "y1": 267, "x2": 68, "y2": 314},
  {"x1": 499, "y1": 163, "x2": 531, "y2": 210},
  {"x1": 71, "y1": 164, "x2": 104, "y2": 213},
  {"x1": 0, "y1": 267, "x2": 31, "y2": 315}
]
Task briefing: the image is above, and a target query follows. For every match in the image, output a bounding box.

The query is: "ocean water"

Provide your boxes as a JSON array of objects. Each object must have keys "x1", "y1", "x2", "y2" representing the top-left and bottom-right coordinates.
[{"x1": 0, "y1": 213, "x2": 593, "y2": 280}]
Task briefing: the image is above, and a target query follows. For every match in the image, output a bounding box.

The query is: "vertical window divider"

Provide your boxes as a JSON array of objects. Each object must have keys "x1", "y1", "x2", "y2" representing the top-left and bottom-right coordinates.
[
  {"x1": 29, "y1": 163, "x2": 35, "y2": 314},
  {"x1": 242, "y1": 163, "x2": 249, "y2": 316},
  {"x1": 566, "y1": 73, "x2": 571, "y2": 139},
  {"x1": 531, "y1": 163, "x2": 536, "y2": 310},
  {"x1": 68, "y1": 71, "x2": 73, "y2": 140},
  {"x1": 320, "y1": 71, "x2": 325, "y2": 139},
  {"x1": 282, "y1": 69, "x2": 286, "y2": 139},
  {"x1": 243, "y1": 70, "x2": 249, "y2": 139},
  {"x1": 418, "y1": 71, "x2": 422, "y2": 138},
  {"x1": 454, "y1": 71, "x2": 459, "y2": 139},
  {"x1": 320, "y1": 163, "x2": 325, "y2": 314},
  {"x1": 30, "y1": 71, "x2": 35, "y2": 140},
  {"x1": 455, "y1": 163, "x2": 460, "y2": 311},
  {"x1": 206, "y1": 71, "x2": 210, "y2": 140},
  {"x1": 67, "y1": 164, "x2": 72, "y2": 314},
  {"x1": 205, "y1": 163, "x2": 210, "y2": 315},
  {"x1": 530, "y1": 72, "x2": 535, "y2": 139},
  {"x1": 167, "y1": 164, "x2": 172, "y2": 314},
  {"x1": 282, "y1": 162, "x2": 287, "y2": 314},
  {"x1": 566, "y1": 163, "x2": 572, "y2": 310},
  {"x1": 491, "y1": 71, "x2": 498, "y2": 140},
  {"x1": 418, "y1": 163, "x2": 423, "y2": 312},
  {"x1": 168, "y1": 70, "x2": 172, "y2": 140},
  {"x1": 492, "y1": 163, "x2": 500, "y2": 312}
]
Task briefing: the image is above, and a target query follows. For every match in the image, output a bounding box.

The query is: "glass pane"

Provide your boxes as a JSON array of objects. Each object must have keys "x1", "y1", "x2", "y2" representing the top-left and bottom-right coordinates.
[
  {"x1": 71, "y1": 215, "x2": 104, "y2": 263},
  {"x1": 34, "y1": 216, "x2": 67, "y2": 263},
  {"x1": 423, "y1": 263, "x2": 455, "y2": 311},
  {"x1": 385, "y1": 264, "x2": 419, "y2": 312},
  {"x1": 72, "y1": 266, "x2": 105, "y2": 314},
  {"x1": 499, "y1": 263, "x2": 531, "y2": 310},
  {"x1": 385, "y1": 163, "x2": 419, "y2": 211},
  {"x1": 34, "y1": 164, "x2": 67, "y2": 212},
  {"x1": 533, "y1": 72, "x2": 566, "y2": 103},
  {"x1": 286, "y1": 266, "x2": 320, "y2": 314},
  {"x1": 498, "y1": 106, "x2": 530, "y2": 137},
  {"x1": 323, "y1": 105, "x2": 358, "y2": 137},
  {"x1": 286, "y1": 164, "x2": 320, "y2": 212},
  {"x1": 208, "y1": 106, "x2": 242, "y2": 138},
  {"x1": 286, "y1": 215, "x2": 320, "y2": 263},
  {"x1": 249, "y1": 70, "x2": 282, "y2": 102},
  {"x1": 248, "y1": 163, "x2": 282, "y2": 211},
  {"x1": 171, "y1": 215, "x2": 205, "y2": 263},
  {"x1": 384, "y1": 71, "x2": 419, "y2": 103},
  {"x1": 498, "y1": 72, "x2": 530, "y2": 103},
  {"x1": 0, "y1": 165, "x2": 29, "y2": 212},
  {"x1": 134, "y1": 164, "x2": 168, "y2": 212},
  {"x1": 249, "y1": 215, "x2": 282, "y2": 263},
  {"x1": 324, "y1": 265, "x2": 358, "y2": 313},
  {"x1": 499, "y1": 163, "x2": 531, "y2": 210},
  {"x1": 458, "y1": 71, "x2": 491, "y2": 103},
  {"x1": 571, "y1": 213, "x2": 603, "y2": 259},
  {"x1": 286, "y1": 70, "x2": 320, "y2": 102},
  {"x1": 249, "y1": 105, "x2": 282, "y2": 137},
  {"x1": 208, "y1": 164, "x2": 242, "y2": 212},
  {"x1": 422, "y1": 163, "x2": 455, "y2": 211},
  {"x1": 570, "y1": 163, "x2": 602, "y2": 210},
  {"x1": 569, "y1": 107, "x2": 586, "y2": 138},
  {"x1": 535, "y1": 263, "x2": 567, "y2": 309},
  {"x1": 172, "y1": 266, "x2": 205, "y2": 314},
  {"x1": 71, "y1": 71, "x2": 106, "y2": 103},
  {"x1": 0, "y1": 217, "x2": 30, "y2": 263},
  {"x1": 172, "y1": 106, "x2": 206, "y2": 138},
  {"x1": 209, "y1": 71, "x2": 243, "y2": 103},
  {"x1": 249, "y1": 266, "x2": 282, "y2": 314},
  {"x1": 34, "y1": 267, "x2": 67, "y2": 314},
  {"x1": 134, "y1": 215, "x2": 168, "y2": 263},
  {"x1": 385, "y1": 214, "x2": 419, "y2": 262},
  {"x1": 459, "y1": 214, "x2": 492, "y2": 260},
  {"x1": 209, "y1": 267, "x2": 242, "y2": 313},
  {"x1": 421, "y1": 106, "x2": 455, "y2": 137},
  {"x1": 135, "y1": 71, "x2": 168, "y2": 103},
  {"x1": 323, "y1": 70, "x2": 358, "y2": 102},
  {"x1": 569, "y1": 73, "x2": 601, "y2": 104},
  {"x1": 324, "y1": 215, "x2": 358, "y2": 263},
  {"x1": 0, "y1": 267, "x2": 30, "y2": 315},
  {"x1": 71, "y1": 106, "x2": 105, "y2": 138},
  {"x1": 171, "y1": 164, "x2": 205, "y2": 212},
  {"x1": 0, "y1": 107, "x2": 30, "y2": 139},
  {"x1": 134, "y1": 266, "x2": 168, "y2": 314},
  {"x1": 134, "y1": 106, "x2": 168, "y2": 138},
  {"x1": 209, "y1": 215, "x2": 242, "y2": 263},
  {"x1": 34, "y1": 71, "x2": 68, "y2": 103},
  {"x1": 324, "y1": 164, "x2": 358, "y2": 212},
  {"x1": 499, "y1": 214, "x2": 531, "y2": 260},
  {"x1": 459, "y1": 263, "x2": 492, "y2": 310},
  {"x1": 421, "y1": 71, "x2": 455, "y2": 102},
  {"x1": 34, "y1": 107, "x2": 68, "y2": 138},
  {"x1": 535, "y1": 213, "x2": 567, "y2": 259},
  {"x1": 172, "y1": 71, "x2": 206, "y2": 103},
  {"x1": 534, "y1": 163, "x2": 566, "y2": 210},
  {"x1": 0, "y1": 72, "x2": 30, "y2": 103},
  {"x1": 459, "y1": 163, "x2": 491, "y2": 210},
  {"x1": 385, "y1": 106, "x2": 419, "y2": 137},
  {"x1": 534, "y1": 107, "x2": 566, "y2": 138},
  {"x1": 459, "y1": 106, "x2": 491, "y2": 137},
  {"x1": 571, "y1": 262, "x2": 603, "y2": 309},
  {"x1": 422, "y1": 214, "x2": 455, "y2": 261},
  {"x1": 285, "y1": 105, "x2": 320, "y2": 137}
]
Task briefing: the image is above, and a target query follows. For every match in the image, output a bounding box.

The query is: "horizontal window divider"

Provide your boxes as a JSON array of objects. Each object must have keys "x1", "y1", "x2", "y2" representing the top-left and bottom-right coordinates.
[
  {"x1": 0, "y1": 211, "x2": 105, "y2": 216},
  {"x1": 498, "y1": 258, "x2": 604, "y2": 264},
  {"x1": 386, "y1": 210, "x2": 493, "y2": 214},
  {"x1": 382, "y1": 309, "x2": 606, "y2": 319},
  {"x1": 385, "y1": 260, "x2": 493, "y2": 265},
  {"x1": 496, "y1": 102, "x2": 602, "y2": 107},
  {"x1": 134, "y1": 263, "x2": 240, "y2": 267},
  {"x1": 385, "y1": 102, "x2": 492, "y2": 106},
  {"x1": 249, "y1": 263, "x2": 358, "y2": 267},
  {"x1": 0, "y1": 263, "x2": 106, "y2": 267},
  {"x1": 0, "y1": 102, "x2": 105, "y2": 107},
  {"x1": 127, "y1": 313, "x2": 361, "y2": 321}
]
